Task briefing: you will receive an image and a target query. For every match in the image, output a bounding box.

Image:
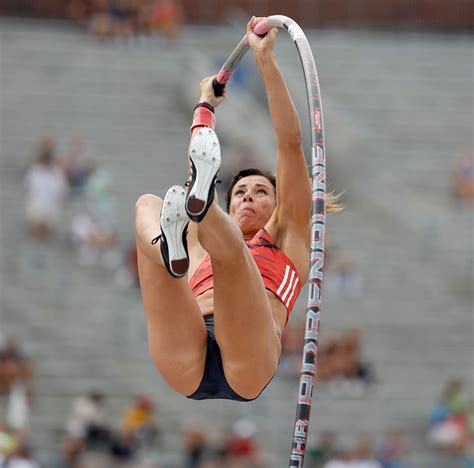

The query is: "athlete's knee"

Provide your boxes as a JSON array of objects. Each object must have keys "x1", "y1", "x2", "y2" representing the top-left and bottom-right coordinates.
[
  {"x1": 150, "y1": 352, "x2": 204, "y2": 396},
  {"x1": 211, "y1": 234, "x2": 247, "y2": 265},
  {"x1": 224, "y1": 355, "x2": 279, "y2": 399},
  {"x1": 135, "y1": 193, "x2": 162, "y2": 212}
]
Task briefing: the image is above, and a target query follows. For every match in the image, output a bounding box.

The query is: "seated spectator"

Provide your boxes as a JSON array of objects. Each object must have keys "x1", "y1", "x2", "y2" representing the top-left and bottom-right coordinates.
[
  {"x1": 65, "y1": 391, "x2": 110, "y2": 448},
  {"x1": 308, "y1": 431, "x2": 337, "y2": 467},
  {"x1": 182, "y1": 423, "x2": 210, "y2": 468},
  {"x1": 70, "y1": 211, "x2": 117, "y2": 267},
  {"x1": 325, "y1": 244, "x2": 363, "y2": 296},
  {"x1": 280, "y1": 319, "x2": 305, "y2": 377},
  {"x1": 317, "y1": 330, "x2": 374, "y2": 397},
  {"x1": 323, "y1": 449, "x2": 352, "y2": 468},
  {"x1": 427, "y1": 380, "x2": 470, "y2": 454},
  {"x1": 331, "y1": 329, "x2": 373, "y2": 383},
  {"x1": 281, "y1": 324, "x2": 374, "y2": 396},
  {"x1": 88, "y1": 0, "x2": 148, "y2": 38},
  {"x1": 0, "y1": 420, "x2": 20, "y2": 464},
  {"x1": 114, "y1": 243, "x2": 139, "y2": 288},
  {"x1": 220, "y1": 419, "x2": 266, "y2": 467},
  {"x1": 376, "y1": 431, "x2": 408, "y2": 468},
  {"x1": 121, "y1": 395, "x2": 158, "y2": 448},
  {"x1": 68, "y1": 0, "x2": 103, "y2": 23},
  {"x1": 452, "y1": 152, "x2": 474, "y2": 202},
  {"x1": 4, "y1": 444, "x2": 40, "y2": 468},
  {"x1": 70, "y1": 165, "x2": 119, "y2": 266},
  {"x1": 350, "y1": 434, "x2": 382, "y2": 468},
  {"x1": 6, "y1": 382, "x2": 30, "y2": 435},
  {"x1": 150, "y1": 0, "x2": 182, "y2": 44},
  {"x1": 317, "y1": 338, "x2": 338, "y2": 384},
  {"x1": 24, "y1": 136, "x2": 68, "y2": 240},
  {"x1": 84, "y1": 166, "x2": 117, "y2": 243},
  {"x1": 0, "y1": 338, "x2": 34, "y2": 399},
  {"x1": 60, "y1": 136, "x2": 94, "y2": 195}
]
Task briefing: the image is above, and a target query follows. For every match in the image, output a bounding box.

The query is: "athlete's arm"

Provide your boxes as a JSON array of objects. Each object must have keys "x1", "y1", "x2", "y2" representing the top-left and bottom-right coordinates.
[
  {"x1": 190, "y1": 76, "x2": 225, "y2": 139},
  {"x1": 247, "y1": 18, "x2": 311, "y2": 234},
  {"x1": 187, "y1": 76, "x2": 225, "y2": 255}
]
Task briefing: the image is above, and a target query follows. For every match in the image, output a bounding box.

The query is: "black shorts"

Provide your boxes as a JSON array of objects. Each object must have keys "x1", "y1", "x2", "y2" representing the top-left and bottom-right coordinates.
[{"x1": 186, "y1": 315, "x2": 258, "y2": 402}]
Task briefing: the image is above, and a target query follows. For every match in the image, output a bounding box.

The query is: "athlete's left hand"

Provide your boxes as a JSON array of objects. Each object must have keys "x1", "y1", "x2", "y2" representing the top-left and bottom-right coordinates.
[{"x1": 199, "y1": 75, "x2": 226, "y2": 108}]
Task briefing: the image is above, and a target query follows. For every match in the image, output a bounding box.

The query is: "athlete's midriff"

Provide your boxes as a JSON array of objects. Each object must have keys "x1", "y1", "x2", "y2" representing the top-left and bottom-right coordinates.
[{"x1": 189, "y1": 229, "x2": 302, "y2": 323}]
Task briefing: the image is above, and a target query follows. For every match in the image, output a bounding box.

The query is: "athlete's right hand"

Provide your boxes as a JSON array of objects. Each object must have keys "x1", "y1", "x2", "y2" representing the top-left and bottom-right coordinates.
[
  {"x1": 246, "y1": 16, "x2": 277, "y2": 58},
  {"x1": 199, "y1": 75, "x2": 226, "y2": 108}
]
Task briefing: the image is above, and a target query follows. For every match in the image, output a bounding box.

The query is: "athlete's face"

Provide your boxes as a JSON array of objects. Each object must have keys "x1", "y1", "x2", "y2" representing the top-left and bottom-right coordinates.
[{"x1": 228, "y1": 175, "x2": 276, "y2": 235}]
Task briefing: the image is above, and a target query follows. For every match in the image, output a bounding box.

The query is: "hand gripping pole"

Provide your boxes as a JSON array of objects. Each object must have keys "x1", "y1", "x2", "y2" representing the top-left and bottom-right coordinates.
[{"x1": 214, "y1": 16, "x2": 326, "y2": 467}]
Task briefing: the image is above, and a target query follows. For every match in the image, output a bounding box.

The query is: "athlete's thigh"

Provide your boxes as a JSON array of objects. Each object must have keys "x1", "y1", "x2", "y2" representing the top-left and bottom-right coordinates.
[
  {"x1": 211, "y1": 249, "x2": 278, "y2": 365},
  {"x1": 137, "y1": 242, "x2": 207, "y2": 395},
  {"x1": 212, "y1": 248, "x2": 271, "y2": 319}
]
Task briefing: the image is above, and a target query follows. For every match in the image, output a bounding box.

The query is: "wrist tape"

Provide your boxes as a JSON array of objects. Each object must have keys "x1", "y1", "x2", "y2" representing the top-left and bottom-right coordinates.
[{"x1": 190, "y1": 104, "x2": 215, "y2": 133}]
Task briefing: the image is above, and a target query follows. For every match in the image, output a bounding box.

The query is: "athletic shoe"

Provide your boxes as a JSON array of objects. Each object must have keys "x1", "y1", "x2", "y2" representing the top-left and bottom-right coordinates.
[
  {"x1": 185, "y1": 127, "x2": 221, "y2": 222},
  {"x1": 159, "y1": 185, "x2": 189, "y2": 278}
]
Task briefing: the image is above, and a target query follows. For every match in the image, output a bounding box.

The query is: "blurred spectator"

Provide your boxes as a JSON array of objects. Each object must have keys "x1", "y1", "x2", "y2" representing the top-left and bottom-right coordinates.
[
  {"x1": 319, "y1": 329, "x2": 374, "y2": 397},
  {"x1": 351, "y1": 435, "x2": 382, "y2": 468},
  {"x1": 121, "y1": 394, "x2": 159, "y2": 448},
  {"x1": 66, "y1": 391, "x2": 110, "y2": 446},
  {"x1": 5, "y1": 444, "x2": 40, "y2": 468},
  {"x1": 57, "y1": 392, "x2": 112, "y2": 468},
  {"x1": 87, "y1": 0, "x2": 153, "y2": 39},
  {"x1": 68, "y1": 0, "x2": 102, "y2": 23},
  {"x1": 427, "y1": 380, "x2": 470, "y2": 453},
  {"x1": 89, "y1": 0, "x2": 133, "y2": 38},
  {"x1": 280, "y1": 320, "x2": 305, "y2": 377},
  {"x1": 24, "y1": 136, "x2": 68, "y2": 240},
  {"x1": 323, "y1": 449, "x2": 352, "y2": 468},
  {"x1": 150, "y1": 0, "x2": 182, "y2": 44},
  {"x1": 70, "y1": 165, "x2": 119, "y2": 267},
  {"x1": 376, "y1": 431, "x2": 408, "y2": 468},
  {"x1": 219, "y1": 419, "x2": 266, "y2": 467},
  {"x1": 6, "y1": 382, "x2": 30, "y2": 435},
  {"x1": 60, "y1": 136, "x2": 93, "y2": 195},
  {"x1": 114, "y1": 243, "x2": 139, "y2": 289},
  {"x1": 325, "y1": 244, "x2": 363, "y2": 296},
  {"x1": 307, "y1": 432, "x2": 337, "y2": 467},
  {"x1": 452, "y1": 153, "x2": 474, "y2": 202},
  {"x1": 282, "y1": 323, "x2": 373, "y2": 396},
  {"x1": 0, "y1": 337, "x2": 34, "y2": 399},
  {"x1": 182, "y1": 423, "x2": 210, "y2": 468},
  {"x1": 0, "y1": 420, "x2": 20, "y2": 464},
  {"x1": 85, "y1": 166, "x2": 117, "y2": 228},
  {"x1": 333, "y1": 329, "x2": 372, "y2": 382}
]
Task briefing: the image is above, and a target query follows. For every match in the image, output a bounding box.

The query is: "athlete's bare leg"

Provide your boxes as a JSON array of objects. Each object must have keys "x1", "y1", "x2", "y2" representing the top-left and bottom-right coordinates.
[
  {"x1": 135, "y1": 194, "x2": 207, "y2": 396},
  {"x1": 195, "y1": 200, "x2": 282, "y2": 399}
]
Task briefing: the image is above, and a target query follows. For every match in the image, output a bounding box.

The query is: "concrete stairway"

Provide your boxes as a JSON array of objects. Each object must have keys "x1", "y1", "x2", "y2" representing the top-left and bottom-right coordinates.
[{"x1": 0, "y1": 19, "x2": 472, "y2": 467}]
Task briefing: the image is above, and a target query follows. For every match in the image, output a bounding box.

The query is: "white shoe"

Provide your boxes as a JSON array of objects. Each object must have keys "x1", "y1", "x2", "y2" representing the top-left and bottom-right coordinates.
[
  {"x1": 159, "y1": 185, "x2": 189, "y2": 278},
  {"x1": 185, "y1": 128, "x2": 221, "y2": 222}
]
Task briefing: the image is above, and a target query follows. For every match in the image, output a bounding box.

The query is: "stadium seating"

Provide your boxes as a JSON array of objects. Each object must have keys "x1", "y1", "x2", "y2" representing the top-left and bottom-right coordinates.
[{"x1": 0, "y1": 18, "x2": 472, "y2": 466}]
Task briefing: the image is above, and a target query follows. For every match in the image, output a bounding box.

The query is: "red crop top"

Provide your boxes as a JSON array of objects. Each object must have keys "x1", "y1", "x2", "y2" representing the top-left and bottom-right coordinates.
[{"x1": 188, "y1": 229, "x2": 302, "y2": 323}]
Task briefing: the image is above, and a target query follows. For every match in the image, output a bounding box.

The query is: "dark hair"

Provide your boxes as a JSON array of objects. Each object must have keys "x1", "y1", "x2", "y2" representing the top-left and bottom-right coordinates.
[{"x1": 225, "y1": 168, "x2": 276, "y2": 213}]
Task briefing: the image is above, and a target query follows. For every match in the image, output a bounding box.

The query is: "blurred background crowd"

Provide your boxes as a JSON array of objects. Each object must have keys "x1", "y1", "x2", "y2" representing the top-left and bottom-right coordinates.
[{"x1": 0, "y1": 0, "x2": 472, "y2": 467}]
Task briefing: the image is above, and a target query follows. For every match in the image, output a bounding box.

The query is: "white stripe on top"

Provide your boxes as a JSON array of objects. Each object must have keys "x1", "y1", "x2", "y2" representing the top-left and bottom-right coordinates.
[
  {"x1": 281, "y1": 270, "x2": 296, "y2": 303},
  {"x1": 276, "y1": 265, "x2": 291, "y2": 296},
  {"x1": 285, "y1": 276, "x2": 300, "y2": 308}
]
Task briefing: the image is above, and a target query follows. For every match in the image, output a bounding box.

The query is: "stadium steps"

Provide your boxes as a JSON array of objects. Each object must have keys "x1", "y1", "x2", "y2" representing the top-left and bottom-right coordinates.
[{"x1": 1, "y1": 19, "x2": 472, "y2": 466}]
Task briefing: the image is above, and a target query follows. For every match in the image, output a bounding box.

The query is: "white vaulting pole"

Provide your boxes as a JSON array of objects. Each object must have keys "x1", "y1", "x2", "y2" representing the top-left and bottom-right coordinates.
[{"x1": 213, "y1": 16, "x2": 326, "y2": 467}]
